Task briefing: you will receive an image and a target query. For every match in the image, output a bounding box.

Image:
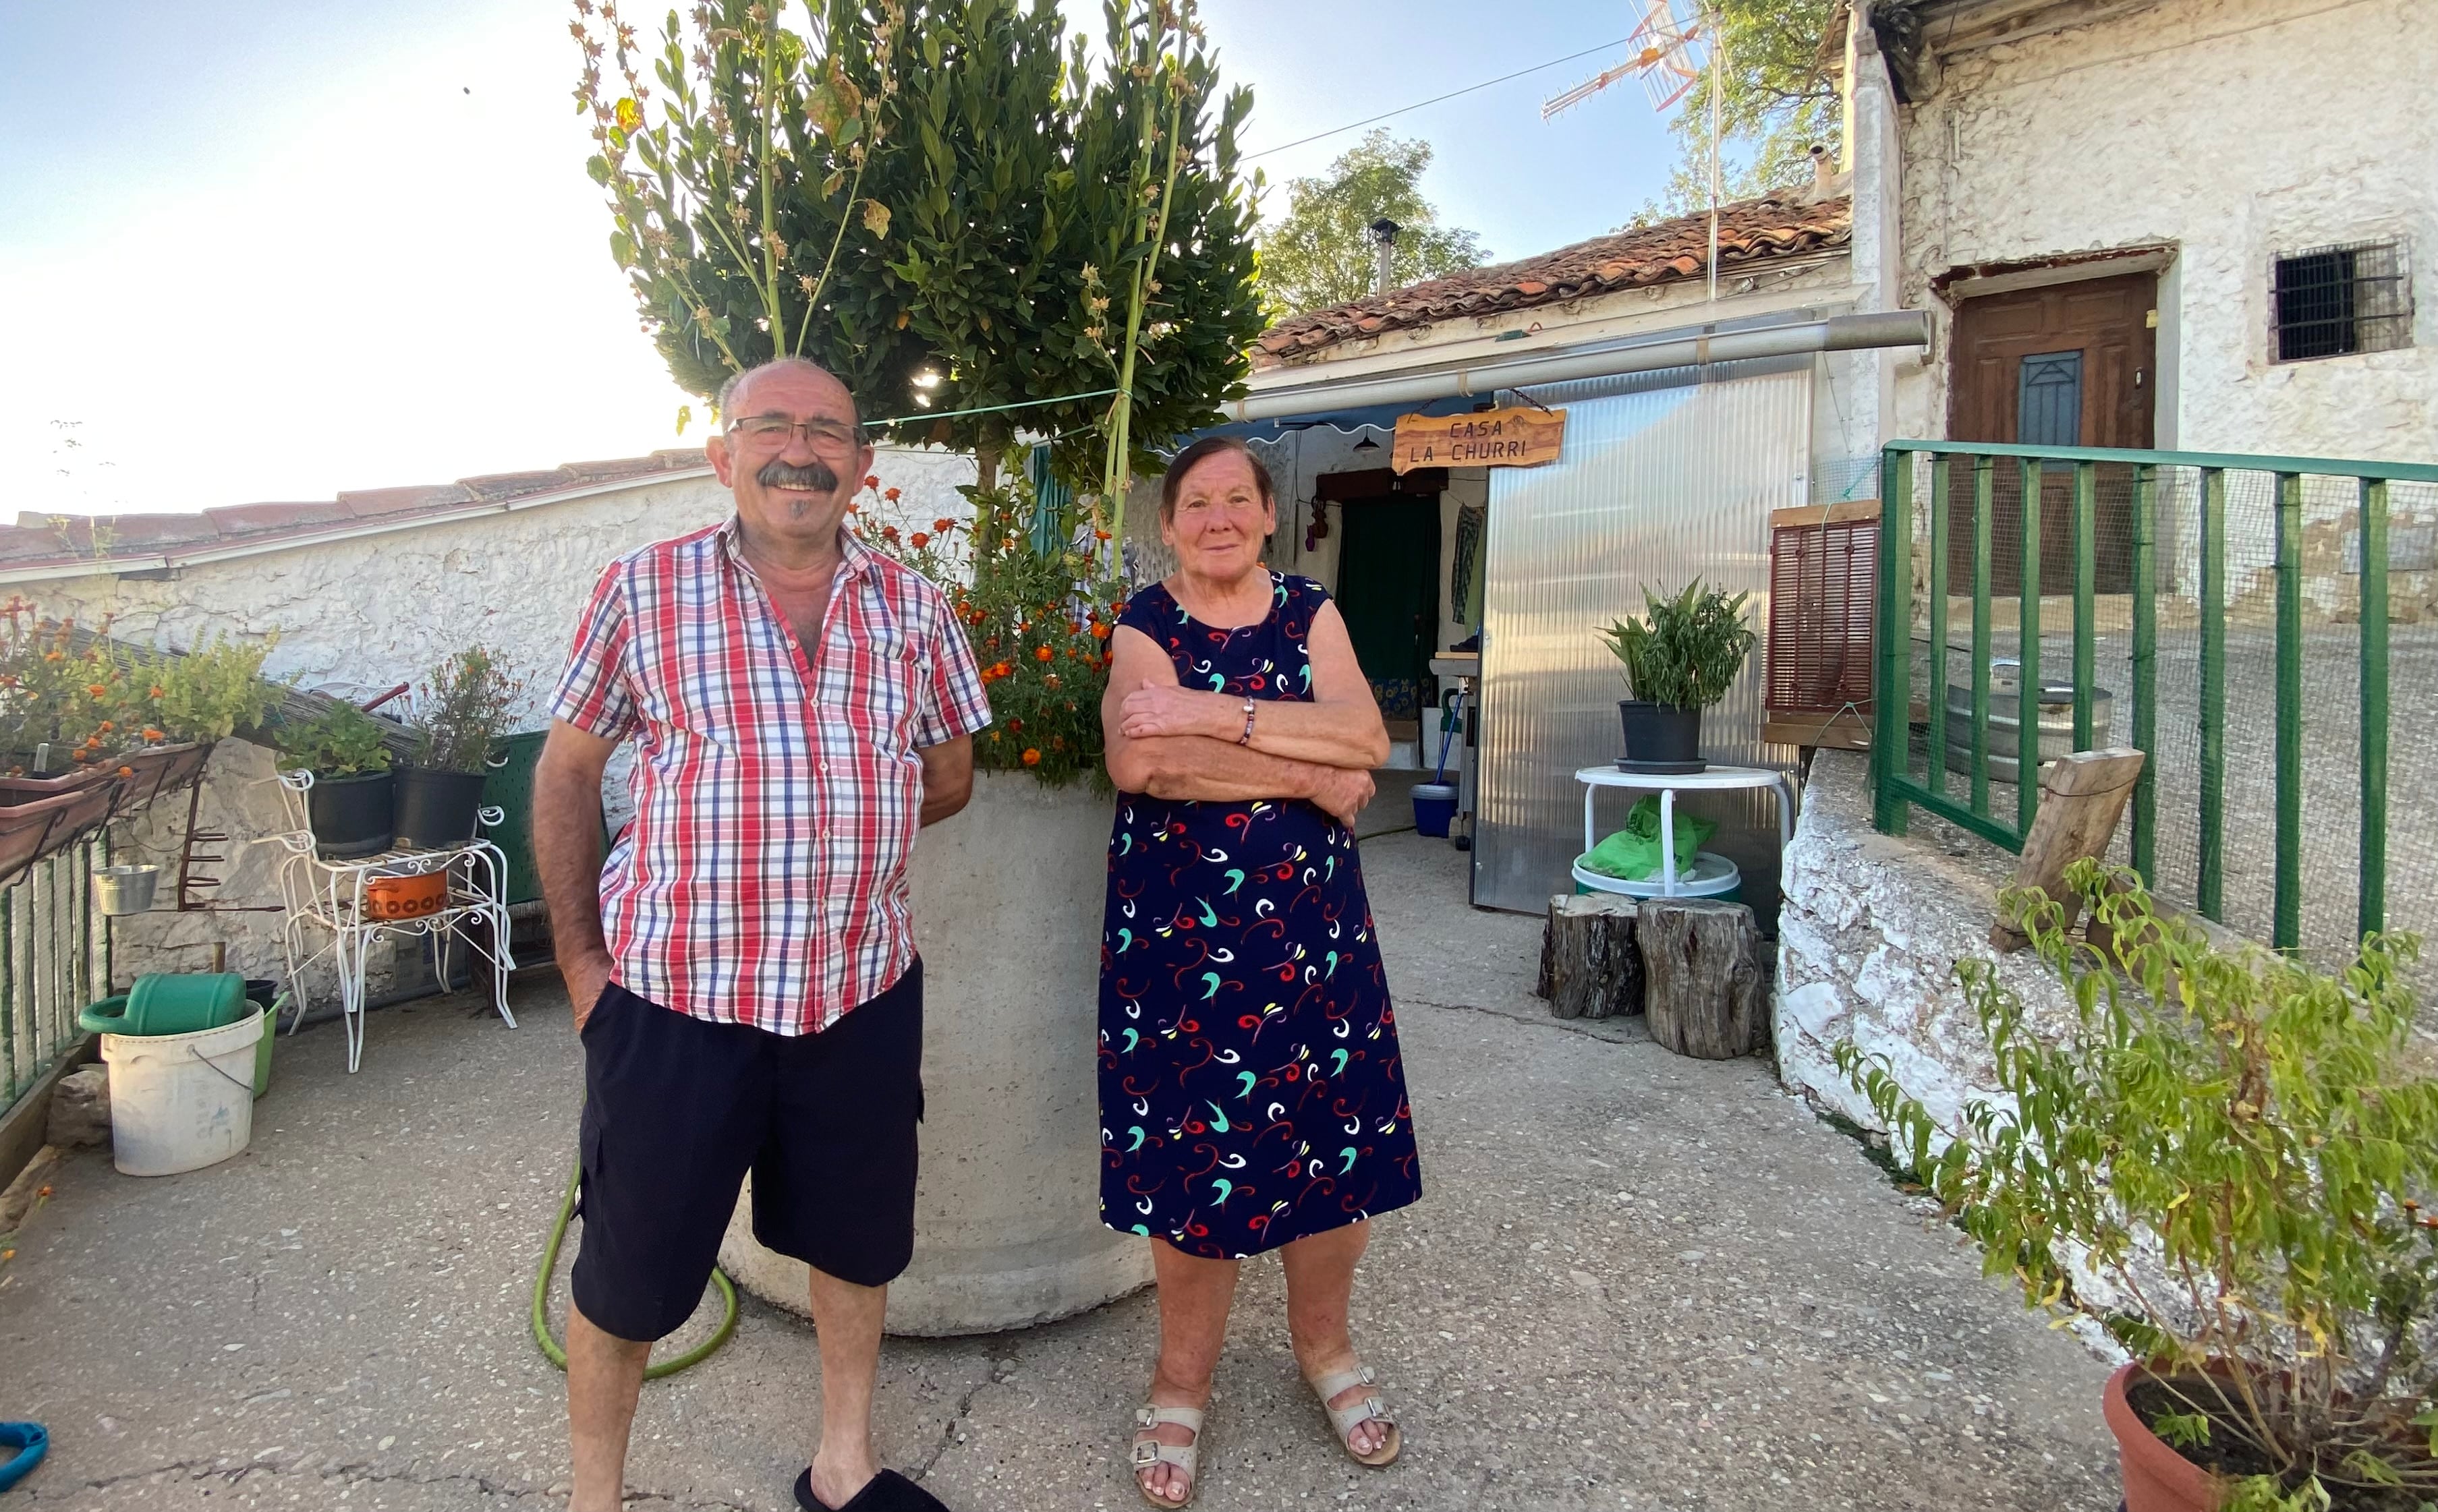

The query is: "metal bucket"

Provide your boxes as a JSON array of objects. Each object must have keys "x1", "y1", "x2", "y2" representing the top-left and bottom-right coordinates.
[
  {"x1": 92, "y1": 864, "x2": 160, "y2": 915},
  {"x1": 1942, "y1": 673, "x2": 2113, "y2": 785}
]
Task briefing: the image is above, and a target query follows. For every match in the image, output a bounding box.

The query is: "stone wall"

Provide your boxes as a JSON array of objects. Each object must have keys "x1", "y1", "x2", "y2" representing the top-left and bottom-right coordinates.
[
  {"x1": 1882, "y1": 0, "x2": 2435, "y2": 463},
  {"x1": 20, "y1": 445, "x2": 976, "y2": 991},
  {"x1": 1771, "y1": 749, "x2": 2078, "y2": 1131}
]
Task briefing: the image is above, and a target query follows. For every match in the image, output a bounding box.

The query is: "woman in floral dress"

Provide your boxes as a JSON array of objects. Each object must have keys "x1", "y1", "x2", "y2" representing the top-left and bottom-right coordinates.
[{"x1": 1099, "y1": 436, "x2": 1421, "y2": 1506}]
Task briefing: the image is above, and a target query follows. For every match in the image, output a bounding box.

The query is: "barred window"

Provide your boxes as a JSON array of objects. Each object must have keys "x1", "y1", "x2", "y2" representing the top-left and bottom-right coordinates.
[{"x1": 2271, "y1": 239, "x2": 2412, "y2": 362}]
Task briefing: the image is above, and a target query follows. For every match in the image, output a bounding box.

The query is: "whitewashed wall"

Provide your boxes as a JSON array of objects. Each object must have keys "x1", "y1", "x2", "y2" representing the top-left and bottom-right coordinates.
[
  {"x1": 1884, "y1": 0, "x2": 2437, "y2": 461},
  {"x1": 26, "y1": 445, "x2": 976, "y2": 990}
]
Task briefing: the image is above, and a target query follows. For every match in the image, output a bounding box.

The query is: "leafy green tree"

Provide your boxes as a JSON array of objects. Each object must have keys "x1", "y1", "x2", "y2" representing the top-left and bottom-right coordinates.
[
  {"x1": 1255, "y1": 129, "x2": 1488, "y2": 318},
  {"x1": 572, "y1": 0, "x2": 1264, "y2": 503},
  {"x1": 1631, "y1": 0, "x2": 1842, "y2": 225}
]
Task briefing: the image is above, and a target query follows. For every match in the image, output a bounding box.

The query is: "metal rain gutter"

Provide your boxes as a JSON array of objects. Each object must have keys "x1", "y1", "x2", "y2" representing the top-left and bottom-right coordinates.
[{"x1": 1224, "y1": 310, "x2": 1931, "y2": 424}]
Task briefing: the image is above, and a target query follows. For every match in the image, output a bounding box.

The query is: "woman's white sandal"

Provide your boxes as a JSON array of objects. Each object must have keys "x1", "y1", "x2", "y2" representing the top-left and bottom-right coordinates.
[
  {"x1": 1130, "y1": 1403, "x2": 1205, "y2": 1507},
  {"x1": 1307, "y1": 1366, "x2": 1401, "y2": 1467}
]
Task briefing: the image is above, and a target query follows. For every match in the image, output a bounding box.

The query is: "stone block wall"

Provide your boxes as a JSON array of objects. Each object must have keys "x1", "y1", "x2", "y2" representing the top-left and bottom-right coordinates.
[{"x1": 1772, "y1": 749, "x2": 2078, "y2": 1132}]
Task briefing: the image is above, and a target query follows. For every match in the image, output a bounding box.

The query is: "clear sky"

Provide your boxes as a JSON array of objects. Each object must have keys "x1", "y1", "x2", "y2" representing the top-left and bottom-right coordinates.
[{"x1": 0, "y1": 1, "x2": 1680, "y2": 517}]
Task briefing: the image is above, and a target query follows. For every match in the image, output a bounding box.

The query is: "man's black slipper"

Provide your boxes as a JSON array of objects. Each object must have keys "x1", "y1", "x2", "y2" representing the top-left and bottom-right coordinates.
[{"x1": 793, "y1": 1466, "x2": 950, "y2": 1512}]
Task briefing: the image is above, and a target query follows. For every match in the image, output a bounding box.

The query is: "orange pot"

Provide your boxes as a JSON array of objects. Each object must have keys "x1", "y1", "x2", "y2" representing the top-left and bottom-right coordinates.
[
  {"x1": 2104, "y1": 1363, "x2": 2223, "y2": 1512},
  {"x1": 364, "y1": 872, "x2": 447, "y2": 920}
]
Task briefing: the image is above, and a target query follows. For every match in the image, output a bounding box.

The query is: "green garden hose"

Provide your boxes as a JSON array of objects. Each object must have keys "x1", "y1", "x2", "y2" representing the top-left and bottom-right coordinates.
[{"x1": 530, "y1": 1157, "x2": 739, "y2": 1379}]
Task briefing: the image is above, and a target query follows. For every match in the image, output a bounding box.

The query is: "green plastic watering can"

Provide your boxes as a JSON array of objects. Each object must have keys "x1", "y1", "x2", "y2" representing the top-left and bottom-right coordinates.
[{"x1": 77, "y1": 972, "x2": 250, "y2": 1037}]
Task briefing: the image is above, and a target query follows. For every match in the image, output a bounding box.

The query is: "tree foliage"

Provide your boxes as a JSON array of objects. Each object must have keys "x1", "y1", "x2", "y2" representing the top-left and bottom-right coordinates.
[
  {"x1": 1254, "y1": 129, "x2": 1488, "y2": 318},
  {"x1": 1840, "y1": 863, "x2": 2438, "y2": 1511},
  {"x1": 1633, "y1": 0, "x2": 1843, "y2": 225},
  {"x1": 572, "y1": 0, "x2": 1265, "y2": 496}
]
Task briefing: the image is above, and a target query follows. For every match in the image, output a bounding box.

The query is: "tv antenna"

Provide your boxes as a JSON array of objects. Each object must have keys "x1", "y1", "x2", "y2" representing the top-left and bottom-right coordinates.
[{"x1": 1543, "y1": 0, "x2": 1726, "y2": 305}]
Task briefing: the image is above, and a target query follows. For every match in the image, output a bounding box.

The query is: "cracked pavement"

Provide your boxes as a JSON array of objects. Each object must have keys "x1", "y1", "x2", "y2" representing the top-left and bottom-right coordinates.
[{"x1": 3, "y1": 831, "x2": 2118, "y2": 1510}]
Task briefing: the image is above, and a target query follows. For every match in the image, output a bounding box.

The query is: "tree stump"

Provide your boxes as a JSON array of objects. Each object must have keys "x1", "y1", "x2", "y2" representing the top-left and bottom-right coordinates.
[
  {"x1": 1637, "y1": 898, "x2": 1767, "y2": 1058},
  {"x1": 1542, "y1": 894, "x2": 1644, "y2": 1020}
]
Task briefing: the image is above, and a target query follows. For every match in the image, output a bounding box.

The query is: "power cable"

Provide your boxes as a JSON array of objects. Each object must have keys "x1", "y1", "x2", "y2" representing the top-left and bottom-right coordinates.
[{"x1": 1241, "y1": 36, "x2": 1636, "y2": 163}]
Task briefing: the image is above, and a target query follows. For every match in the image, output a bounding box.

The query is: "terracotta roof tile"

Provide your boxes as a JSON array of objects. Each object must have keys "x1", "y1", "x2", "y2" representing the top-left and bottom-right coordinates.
[
  {"x1": 1255, "y1": 193, "x2": 1852, "y2": 363},
  {"x1": 459, "y1": 469, "x2": 581, "y2": 501},
  {"x1": 0, "y1": 448, "x2": 717, "y2": 579},
  {"x1": 338, "y1": 484, "x2": 476, "y2": 519},
  {"x1": 200, "y1": 502, "x2": 355, "y2": 535}
]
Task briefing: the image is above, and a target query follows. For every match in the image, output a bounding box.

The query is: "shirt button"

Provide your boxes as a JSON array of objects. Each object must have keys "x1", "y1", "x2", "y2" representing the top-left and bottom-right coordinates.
[{"x1": 821, "y1": 825, "x2": 832, "y2": 839}]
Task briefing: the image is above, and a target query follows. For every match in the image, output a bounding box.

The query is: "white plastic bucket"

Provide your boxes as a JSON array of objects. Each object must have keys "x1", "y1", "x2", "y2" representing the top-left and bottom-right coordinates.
[{"x1": 101, "y1": 1008, "x2": 264, "y2": 1176}]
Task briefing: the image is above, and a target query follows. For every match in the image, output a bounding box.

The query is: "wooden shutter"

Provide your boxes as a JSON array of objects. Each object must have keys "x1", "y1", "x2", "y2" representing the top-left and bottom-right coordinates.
[{"x1": 1763, "y1": 499, "x2": 1877, "y2": 750}]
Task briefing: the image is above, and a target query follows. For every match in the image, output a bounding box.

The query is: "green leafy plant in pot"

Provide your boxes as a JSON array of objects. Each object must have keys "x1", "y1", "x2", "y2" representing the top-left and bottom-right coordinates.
[
  {"x1": 392, "y1": 648, "x2": 523, "y2": 849},
  {"x1": 277, "y1": 703, "x2": 395, "y2": 859},
  {"x1": 1838, "y1": 861, "x2": 2437, "y2": 1512},
  {"x1": 1599, "y1": 581, "x2": 1756, "y2": 772}
]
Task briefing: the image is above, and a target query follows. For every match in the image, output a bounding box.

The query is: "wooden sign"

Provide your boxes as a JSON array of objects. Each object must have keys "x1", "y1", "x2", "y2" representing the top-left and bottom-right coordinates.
[{"x1": 1392, "y1": 407, "x2": 1566, "y2": 473}]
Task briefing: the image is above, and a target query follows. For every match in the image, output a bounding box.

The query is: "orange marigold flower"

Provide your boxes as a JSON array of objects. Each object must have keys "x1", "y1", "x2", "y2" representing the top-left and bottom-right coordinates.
[
  {"x1": 1092, "y1": 623, "x2": 1112, "y2": 639},
  {"x1": 884, "y1": 487, "x2": 901, "y2": 502},
  {"x1": 86, "y1": 682, "x2": 105, "y2": 695},
  {"x1": 864, "y1": 474, "x2": 880, "y2": 489},
  {"x1": 909, "y1": 532, "x2": 930, "y2": 549},
  {"x1": 933, "y1": 518, "x2": 954, "y2": 533},
  {"x1": 116, "y1": 765, "x2": 134, "y2": 778},
  {"x1": 1021, "y1": 747, "x2": 1041, "y2": 766},
  {"x1": 96, "y1": 720, "x2": 113, "y2": 732},
  {"x1": 1035, "y1": 645, "x2": 1054, "y2": 662},
  {"x1": 149, "y1": 685, "x2": 165, "y2": 699},
  {"x1": 142, "y1": 727, "x2": 165, "y2": 741},
  {"x1": 1094, "y1": 529, "x2": 1112, "y2": 541}
]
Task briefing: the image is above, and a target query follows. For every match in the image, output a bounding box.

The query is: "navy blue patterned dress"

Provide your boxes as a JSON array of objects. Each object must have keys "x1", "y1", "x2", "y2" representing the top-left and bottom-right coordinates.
[{"x1": 1098, "y1": 571, "x2": 1423, "y2": 1259}]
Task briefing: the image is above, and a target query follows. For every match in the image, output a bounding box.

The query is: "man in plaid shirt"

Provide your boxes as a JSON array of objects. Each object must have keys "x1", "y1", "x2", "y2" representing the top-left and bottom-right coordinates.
[{"x1": 534, "y1": 357, "x2": 990, "y2": 1512}]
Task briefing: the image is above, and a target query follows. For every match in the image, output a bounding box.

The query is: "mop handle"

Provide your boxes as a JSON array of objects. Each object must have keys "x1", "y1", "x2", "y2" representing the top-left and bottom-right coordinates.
[{"x1": 1431, "y1": 688, "x2": 1465, "y2": 784}]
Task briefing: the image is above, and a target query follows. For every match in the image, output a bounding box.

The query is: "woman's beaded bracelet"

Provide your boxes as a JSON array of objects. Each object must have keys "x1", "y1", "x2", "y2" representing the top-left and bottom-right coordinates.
[{"x1": 1237, "y1": 697, "x2": 1257, "y2": 746}]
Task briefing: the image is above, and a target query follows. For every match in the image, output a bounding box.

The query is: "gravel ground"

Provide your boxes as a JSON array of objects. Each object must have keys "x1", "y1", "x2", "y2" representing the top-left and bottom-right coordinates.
[{"x1": 0, "y1": 832, "x2": 2119, "y2": 1511}]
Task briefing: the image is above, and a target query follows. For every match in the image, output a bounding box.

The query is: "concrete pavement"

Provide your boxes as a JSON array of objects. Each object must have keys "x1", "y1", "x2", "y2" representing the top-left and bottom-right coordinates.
[{"x1": 1, "y1": 832, "x2": 2119, "y2": 1510}]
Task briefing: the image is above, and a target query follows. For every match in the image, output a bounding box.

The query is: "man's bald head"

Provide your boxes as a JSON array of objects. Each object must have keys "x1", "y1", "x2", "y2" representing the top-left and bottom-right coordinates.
[
  {"x1": 717, "y1": 357, "x2": 861, "y2": 432},
  {"x1": 704, "y1": 357, "x2": 876, "y2": 567}
]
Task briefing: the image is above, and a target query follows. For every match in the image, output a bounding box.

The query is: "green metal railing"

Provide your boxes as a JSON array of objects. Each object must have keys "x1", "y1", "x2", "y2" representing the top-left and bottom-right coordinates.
[
  {"x1": 0, "y1": 836, "x2": 111, "y2": 1120},
  {"x1": 1872, "y1": 440, "x2": 2438, "y2": 958}
]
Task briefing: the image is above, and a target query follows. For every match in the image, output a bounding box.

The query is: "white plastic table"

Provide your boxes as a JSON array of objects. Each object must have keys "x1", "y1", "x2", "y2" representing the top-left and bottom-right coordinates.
[{"x1": 1572, "y1": 763, "x2": 1798, "y2": 898}]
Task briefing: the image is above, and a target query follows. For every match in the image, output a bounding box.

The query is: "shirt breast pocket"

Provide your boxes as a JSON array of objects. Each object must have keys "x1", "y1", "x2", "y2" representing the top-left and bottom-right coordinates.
[{"x1": 842, "y1": 646, "x2": 928, "y2": 758}]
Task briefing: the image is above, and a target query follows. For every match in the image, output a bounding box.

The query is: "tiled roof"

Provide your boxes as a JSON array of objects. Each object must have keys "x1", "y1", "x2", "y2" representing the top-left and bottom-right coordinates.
[
  {"x1": 0, "y1": 450, "x2": 711, "y2": 577},
  {"x1": 1255, "y1": 192, "x2": 1852, "y2": 364}
]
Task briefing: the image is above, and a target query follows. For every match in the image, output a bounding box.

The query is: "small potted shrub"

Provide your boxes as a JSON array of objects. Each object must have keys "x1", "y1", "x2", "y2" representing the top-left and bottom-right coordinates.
[
  {"x1": 279, "y1": 703, "x2": 396, "y2": 859},
  {"x1": 391, "y1": 647, "x2": 522, "y2": 849},
  {"x1": 1839, "y1": 862, "x2": 2436, "y2": 1512},
  {"x1": 1599, "y1": 580, "x2": 1757, "y2": 772}
]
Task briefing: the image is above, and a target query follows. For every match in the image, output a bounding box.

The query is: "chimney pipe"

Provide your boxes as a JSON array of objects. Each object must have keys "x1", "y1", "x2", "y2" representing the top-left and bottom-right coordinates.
[
  {"x1": 1810, "y1": 144, "x2": 1834, "y2": 187},
  {"x1": 1368, "y1": 217, "x2": 1400, "y2": 293}
]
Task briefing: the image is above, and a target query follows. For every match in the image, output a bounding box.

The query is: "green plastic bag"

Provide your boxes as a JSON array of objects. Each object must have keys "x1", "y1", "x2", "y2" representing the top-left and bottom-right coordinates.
[{"x1": 1581, "y1": 795, "x2": 1716, "y2": 881}]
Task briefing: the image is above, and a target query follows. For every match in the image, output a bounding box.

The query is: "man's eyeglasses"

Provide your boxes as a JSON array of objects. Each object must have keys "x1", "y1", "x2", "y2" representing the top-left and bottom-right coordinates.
[{"x1": 727, "y1": 415, "x2": 863, "y2": 452}]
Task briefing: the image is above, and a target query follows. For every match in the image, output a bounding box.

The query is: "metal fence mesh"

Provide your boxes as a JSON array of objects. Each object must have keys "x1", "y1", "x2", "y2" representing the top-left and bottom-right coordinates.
[{"x1": 1895, "y1": 452, "x2": 2438, "y2": 983}]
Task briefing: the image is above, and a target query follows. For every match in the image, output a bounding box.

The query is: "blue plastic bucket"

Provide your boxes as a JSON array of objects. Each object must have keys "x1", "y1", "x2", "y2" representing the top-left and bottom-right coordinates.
[{"x1": 1411, "y1": 782, "x2": 1457, "y2": 838}]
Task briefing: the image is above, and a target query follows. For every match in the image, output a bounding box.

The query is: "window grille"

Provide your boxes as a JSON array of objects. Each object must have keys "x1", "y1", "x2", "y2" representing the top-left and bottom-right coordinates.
[{"x1": 2271, "y1": 239, "x2": 2412, "y2": 362}]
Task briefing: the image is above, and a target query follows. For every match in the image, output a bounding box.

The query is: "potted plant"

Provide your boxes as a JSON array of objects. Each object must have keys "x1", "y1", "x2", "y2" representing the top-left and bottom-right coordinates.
[
  {"x1": 391, "y1": 647, "x2": 522, "y2": 849},
  {"x1": 1599, "y1": 580, "x2": 1757, "y2": 772},
  {"x1": 1838, "y1": 861, "x2": 2437, "y2": 1512},
  {"x1": 278, "y1": 703, "x2": 396, "y2": 859}
]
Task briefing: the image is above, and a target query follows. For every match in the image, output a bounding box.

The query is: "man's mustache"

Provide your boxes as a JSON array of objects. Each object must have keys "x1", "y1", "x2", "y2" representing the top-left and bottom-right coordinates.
[{"x1": 756, "y1": 458, "x2": 841, "y2": 492}]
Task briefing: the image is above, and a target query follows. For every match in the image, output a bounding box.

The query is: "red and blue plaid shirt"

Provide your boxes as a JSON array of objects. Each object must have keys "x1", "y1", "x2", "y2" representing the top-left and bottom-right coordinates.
[{"x1": 549, "y1": 519, "x2": 991, "y2": 1035}]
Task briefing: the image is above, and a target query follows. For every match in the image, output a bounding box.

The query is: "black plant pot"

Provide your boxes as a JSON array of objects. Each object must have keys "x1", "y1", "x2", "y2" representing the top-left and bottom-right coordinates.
[
  {"x1": 392, "y1": 767, "x2": 489, "y2": 850},
  {"x1": 307, "y1": 771, "x2": 395, "y2": 859},
  {"x1": 1618, "y1": 701, "x2": 1705, "y2": 772}
]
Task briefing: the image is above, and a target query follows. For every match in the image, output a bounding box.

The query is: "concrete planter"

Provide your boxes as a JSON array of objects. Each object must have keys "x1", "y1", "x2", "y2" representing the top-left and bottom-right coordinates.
[{"x1": 719, "y1": 769, "x2": 1152, "y2": 1335}]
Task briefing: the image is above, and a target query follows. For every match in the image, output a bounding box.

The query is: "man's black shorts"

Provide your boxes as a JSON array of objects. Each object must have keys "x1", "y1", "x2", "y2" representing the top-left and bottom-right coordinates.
[{"x1": 569, "y1": 960, "x2": 924, "y2": 1343}]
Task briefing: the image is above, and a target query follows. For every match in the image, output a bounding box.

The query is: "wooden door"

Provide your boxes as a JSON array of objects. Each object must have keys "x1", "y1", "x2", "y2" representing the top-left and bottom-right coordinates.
[{"x1": 1946, "y1": 273, "x2": 2156, "y2": 595}]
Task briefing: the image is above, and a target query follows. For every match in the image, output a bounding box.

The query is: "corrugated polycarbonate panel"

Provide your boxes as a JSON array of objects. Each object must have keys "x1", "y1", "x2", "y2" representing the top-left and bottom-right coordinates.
[{"x1": 1473, "y1": 358, "x2": 1811, "y2": 914}]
